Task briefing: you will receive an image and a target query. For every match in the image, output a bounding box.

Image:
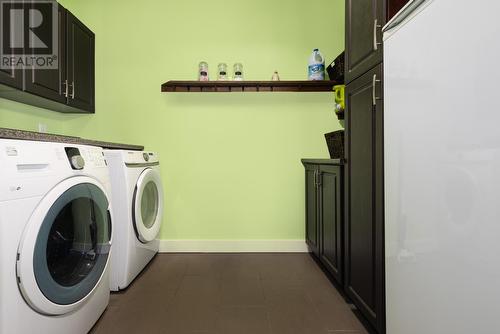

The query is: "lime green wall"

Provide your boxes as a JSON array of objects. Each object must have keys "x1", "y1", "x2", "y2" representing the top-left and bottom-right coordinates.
[
  {"x1": 0, "y1": 0, "x2": 344, "y2": 240},
  {"x1": 0, "y1": 99, "x2": 61, "y2": 133}
]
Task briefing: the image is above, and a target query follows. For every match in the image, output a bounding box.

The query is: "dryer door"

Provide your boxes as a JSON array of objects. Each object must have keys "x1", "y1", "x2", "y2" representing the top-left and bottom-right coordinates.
[
  {"x1": 17, "y1": 176, "x2": 112, "y2": 315},
  {"x1": 133, "y1": 168, "x2": 163, "y2": 243}
]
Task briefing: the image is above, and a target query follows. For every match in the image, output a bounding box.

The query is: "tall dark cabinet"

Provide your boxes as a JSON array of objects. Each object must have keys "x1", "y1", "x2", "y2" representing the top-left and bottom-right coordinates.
[
  {"x1": 345, "y1": 64, "x2": 385, "y2": 333},
  {"x1": 345, "y1": 0, "x2": 386, "y2": 333}
]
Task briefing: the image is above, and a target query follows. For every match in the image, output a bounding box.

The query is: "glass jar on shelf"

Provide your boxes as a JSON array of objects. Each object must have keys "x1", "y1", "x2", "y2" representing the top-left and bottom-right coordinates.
[
  {"x1": 233, "y1": 63, "x2": 243, "y2": 81},
  {"x1": 198, "y1": 61, "x2": 209, "y2": 81},
  {"x1": 217, "y1": 63, "x2": 228, "y2": 81}
]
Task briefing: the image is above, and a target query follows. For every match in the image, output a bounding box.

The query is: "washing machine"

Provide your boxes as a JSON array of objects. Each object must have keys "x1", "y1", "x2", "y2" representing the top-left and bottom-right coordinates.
[
  {"x1": 0, "y1": 139, "x2": 112, "y2": 334},
  {"x1": 103, "y1": 150, "x2": 163, "y2": 291}
]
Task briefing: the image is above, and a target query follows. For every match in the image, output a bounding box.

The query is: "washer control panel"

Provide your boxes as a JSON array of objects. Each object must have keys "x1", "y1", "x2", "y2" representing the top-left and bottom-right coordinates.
[
  {"x1": 65, "y1": 146, "x2": 107, "y2": 169},
  {"x1": 83, "y1": 147, "x2": 107, "y2": 168}
]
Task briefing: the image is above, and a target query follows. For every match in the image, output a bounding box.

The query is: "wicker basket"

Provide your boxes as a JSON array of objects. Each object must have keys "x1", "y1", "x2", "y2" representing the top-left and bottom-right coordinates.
[
  {"x1": 324, "y1": 130, "x2": 344, "y2": 159},
  {"x1": 326, "y1": 51, "x2": 345, "y2": 82}
]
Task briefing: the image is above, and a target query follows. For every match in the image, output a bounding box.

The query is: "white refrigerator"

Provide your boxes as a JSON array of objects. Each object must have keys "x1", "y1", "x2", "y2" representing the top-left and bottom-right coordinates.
[{"x1": 383, "y1": 0, "x2": 500, "y2": 333}]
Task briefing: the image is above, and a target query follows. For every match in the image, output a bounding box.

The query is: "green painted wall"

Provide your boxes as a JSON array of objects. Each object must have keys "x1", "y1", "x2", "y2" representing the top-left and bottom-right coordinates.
[{"x1": 0, "y1": 0, "x2": 345, "y2": 240}]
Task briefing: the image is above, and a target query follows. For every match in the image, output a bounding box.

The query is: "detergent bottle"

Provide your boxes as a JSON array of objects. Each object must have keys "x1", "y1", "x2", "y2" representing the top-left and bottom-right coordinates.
[{"x1": 308, "y1": 49, "x2": 325, "y2": 80}]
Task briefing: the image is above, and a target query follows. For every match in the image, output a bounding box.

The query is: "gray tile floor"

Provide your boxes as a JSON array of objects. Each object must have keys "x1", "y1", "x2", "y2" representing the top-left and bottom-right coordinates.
[{"x1": 90, "y1": 253, "x2": 368, "y2": 334}]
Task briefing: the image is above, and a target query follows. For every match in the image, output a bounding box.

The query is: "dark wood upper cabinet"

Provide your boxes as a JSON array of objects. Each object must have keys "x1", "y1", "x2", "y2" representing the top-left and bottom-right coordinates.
[
  {"x1": 344, "y1": 63, "x2": 385, "y2": 333},
  {"x1": 0, "y1": 3, "x2": 94, "y2": 113},
  {"x1": 345, "y1": 0, "x2": 385, "y2": 84},
  {"x1": 318, "y1": 164, "x2": 343, "y2": 285},
  {"x1": 305, "y1": 164, "x2": 320, "y2": 256},
  {"x1": 24, "y1": 4, "x2": 66, "y2": 104},
  {"x1": 66, "y1": 11, "x2": 95, "y2": 113}
]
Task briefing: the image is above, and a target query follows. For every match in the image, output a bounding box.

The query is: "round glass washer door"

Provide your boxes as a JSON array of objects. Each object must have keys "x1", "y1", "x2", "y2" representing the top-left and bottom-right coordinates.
[
  {"x1": 133, "y1": 168, "x2": 163, "y2": 243},
  {"x1": 16, "y1": 176, "x2": 112, "y2": 316}
]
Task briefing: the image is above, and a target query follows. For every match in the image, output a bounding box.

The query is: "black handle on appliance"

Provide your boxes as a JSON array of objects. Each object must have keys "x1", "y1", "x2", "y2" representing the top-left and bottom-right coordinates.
[{"x1": 107, "y1": 209, "x2": 113, "y2": 243}]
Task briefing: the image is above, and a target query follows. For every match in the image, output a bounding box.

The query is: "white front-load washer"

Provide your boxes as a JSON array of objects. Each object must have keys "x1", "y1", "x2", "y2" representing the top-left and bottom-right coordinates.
[
  {"x1": 103, "y1": 150, "x2": 163, "y2": 291},
  {"x1": 0, "y1": 140, "x2": 112, "y2": 334}
]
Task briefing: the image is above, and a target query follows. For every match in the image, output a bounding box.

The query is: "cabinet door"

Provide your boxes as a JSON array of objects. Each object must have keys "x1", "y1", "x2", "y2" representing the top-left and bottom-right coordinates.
[
  {"x1": 0, "y1": 0, "x2": 23, "y2": 90},
  {"x1": 305, "y1": 164, "x2": 319, "y2": 256},
  {"x1": 318, "y1": 165, "x2": 343, "y2": 285},
  {"x1": 345, "y1": 0, "x2": 385, "y2": 84},
  {"x1": 24, "y1": 4, "x2": 66, "y2": 103},
  {"x1": 345, "y1": 64, "x2": 385, "y2": 333},
  {"x1": 67, "y1": 11, "x2": 95, "y2": 112}
]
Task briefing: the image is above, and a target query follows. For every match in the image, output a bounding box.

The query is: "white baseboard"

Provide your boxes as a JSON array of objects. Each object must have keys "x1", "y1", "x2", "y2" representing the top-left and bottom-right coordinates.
[{"x1": 158, "y1": 239, "x2": 308, "y2": 253}]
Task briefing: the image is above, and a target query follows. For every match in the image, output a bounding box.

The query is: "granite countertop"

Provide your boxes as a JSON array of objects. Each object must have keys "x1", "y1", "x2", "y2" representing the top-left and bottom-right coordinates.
[
  {"x1": 0, "y1": 127, "x2": 144, "y2": 151},
  {"x1": 301, "y1": 158, "x2": 344, "y2": 165}
]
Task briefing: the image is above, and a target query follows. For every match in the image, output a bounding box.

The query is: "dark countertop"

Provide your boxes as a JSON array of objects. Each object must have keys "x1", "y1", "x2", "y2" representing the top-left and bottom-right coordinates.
[
  {"x1": 0, "y1": 127, "x2": 144, "y2": 151},
  {"x1": 301, "y1": 158, "x2": 344, "y2": 165}
]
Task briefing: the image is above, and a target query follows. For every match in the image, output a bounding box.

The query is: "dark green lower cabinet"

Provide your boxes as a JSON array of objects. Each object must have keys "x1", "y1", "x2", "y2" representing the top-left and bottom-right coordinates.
[
  {"x1": 318, "y1": 165, "x2": 343, "y2": 284},
  {"x1": 303, "y1": 160, "x2": 343, "y2": 285}
]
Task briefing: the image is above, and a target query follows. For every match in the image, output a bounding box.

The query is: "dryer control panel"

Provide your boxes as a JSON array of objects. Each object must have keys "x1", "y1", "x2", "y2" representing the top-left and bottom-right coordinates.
[{"x1": 124, "y1": 151, "x2": 159, "y2": 165}]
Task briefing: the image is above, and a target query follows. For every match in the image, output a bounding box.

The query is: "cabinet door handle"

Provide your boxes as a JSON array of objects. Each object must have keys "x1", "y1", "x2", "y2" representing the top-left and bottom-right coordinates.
[
  {"x1": 372, "y1": 74, "x2": 381, "y2": 106},
  {"x1": 313, "y1": 170, "x2": 317, "y2": 187},
  {"x1": 69, "y1": 81, "x2": 75, "y2": 99},
  {"x1": 373, "y1": 19, "x2": 382, "y2": 51},
  {"x1": 62, "y1": 79, "x2": 68, "y2": 98},
  {"x1": 317, "y1": 172, "x2": 322, "y2": 187}
]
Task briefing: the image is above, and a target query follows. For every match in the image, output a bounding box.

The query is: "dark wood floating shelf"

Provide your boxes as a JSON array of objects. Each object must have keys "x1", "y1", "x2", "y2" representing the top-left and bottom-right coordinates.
[{"x1": 161, "y1": 80, "x2": 340, "y2": 93}]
